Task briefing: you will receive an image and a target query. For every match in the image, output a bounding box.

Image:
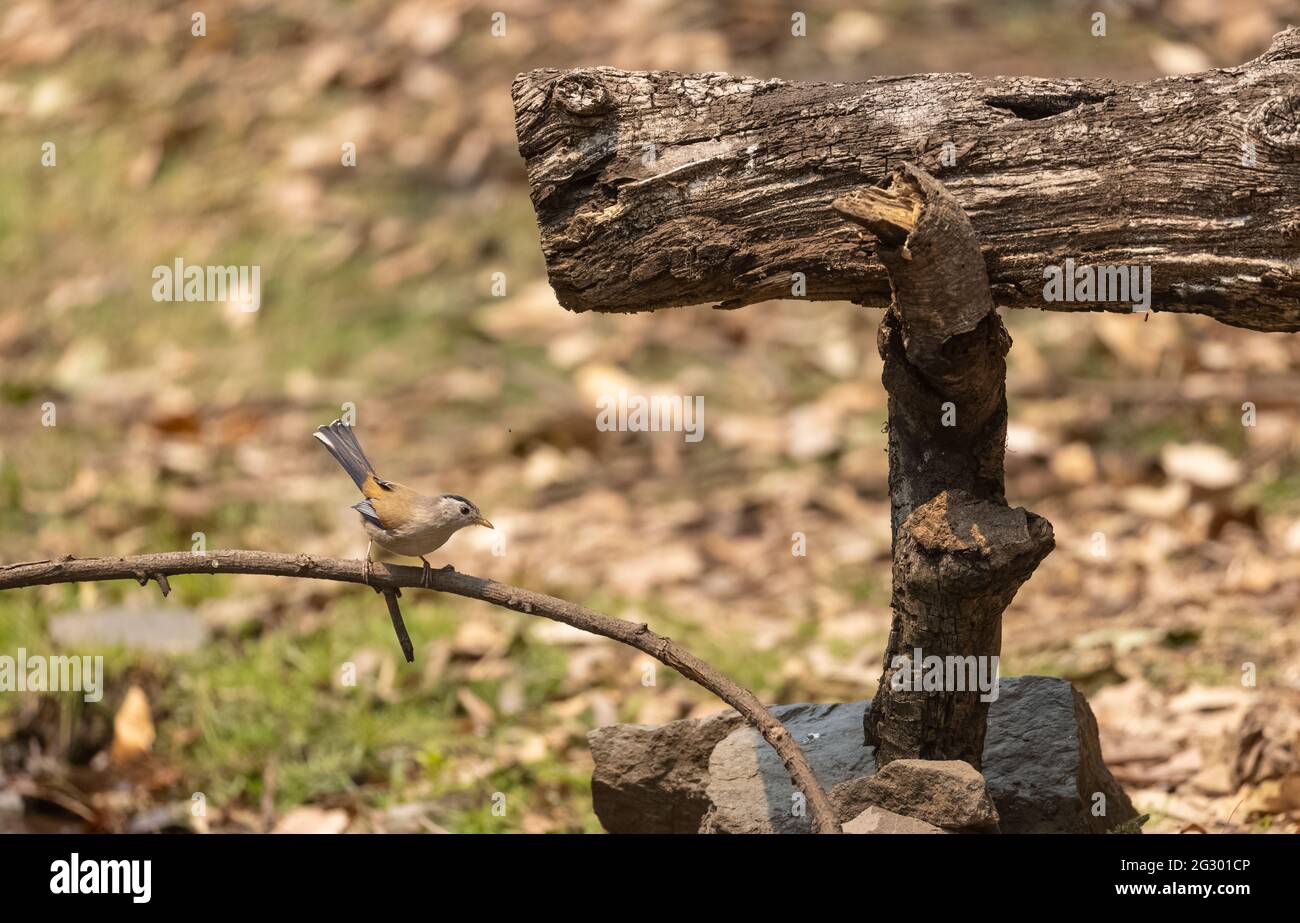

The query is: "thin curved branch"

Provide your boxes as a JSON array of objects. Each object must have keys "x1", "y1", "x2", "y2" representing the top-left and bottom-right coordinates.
[{"x1": 0, "y1": 550, "x2": 841, "y2": 834}]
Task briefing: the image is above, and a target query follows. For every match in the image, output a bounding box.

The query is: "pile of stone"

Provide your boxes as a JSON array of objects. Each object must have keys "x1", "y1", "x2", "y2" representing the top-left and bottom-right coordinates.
[{"x1": 588, "y1": 676, "x2": 1138, "y2": 834}]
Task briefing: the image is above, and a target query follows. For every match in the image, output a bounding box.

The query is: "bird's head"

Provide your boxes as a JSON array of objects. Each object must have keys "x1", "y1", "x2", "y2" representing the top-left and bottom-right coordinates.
[{"x1": 437, "y1": 494, "x2": 493, "y2": 532}]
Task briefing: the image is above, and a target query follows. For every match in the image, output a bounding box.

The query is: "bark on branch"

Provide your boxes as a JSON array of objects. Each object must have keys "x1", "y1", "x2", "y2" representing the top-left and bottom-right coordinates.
[
  {"x1": 512, "y1": 27, "x2": 1300, "y2": 332},
  {"x1": 0, "y1": 550, "x2": 841, "y2": 833},
  {"x1": 840, "y1": 164, "x2": 1055, "y2": 769}
]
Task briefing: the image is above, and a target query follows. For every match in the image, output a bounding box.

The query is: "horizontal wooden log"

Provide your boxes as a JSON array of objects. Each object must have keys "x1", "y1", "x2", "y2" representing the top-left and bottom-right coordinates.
[{"x1": 512, "y1": 28, "x2": 1300, "y2": 332}]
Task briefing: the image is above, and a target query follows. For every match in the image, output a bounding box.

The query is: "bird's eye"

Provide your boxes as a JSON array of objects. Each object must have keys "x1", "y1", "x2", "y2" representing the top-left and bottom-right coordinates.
[{"x1": 460, "y1": 505, "x2": 471, "y2": 515}]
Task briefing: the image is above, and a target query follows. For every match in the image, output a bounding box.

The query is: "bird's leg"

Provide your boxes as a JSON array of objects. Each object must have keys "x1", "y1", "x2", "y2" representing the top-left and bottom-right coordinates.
[
  {"x1": 418, "y1": 557, "x2": 455, "y2": 588},
  {"x1": 364, "y1": 540, "x2": 374, "y2": 589}
]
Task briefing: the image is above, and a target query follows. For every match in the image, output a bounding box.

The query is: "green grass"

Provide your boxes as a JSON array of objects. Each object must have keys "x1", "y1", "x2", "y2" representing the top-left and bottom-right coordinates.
[
  {"x1": 1241, "y1": 469, "x2": 1300, "y2": 513},
  {"x1": 156, "y1": 591, "x2": 569, "y2": 816},
  {"x1": 0, "y1": 575, "x2": 591, "y2": 830}
]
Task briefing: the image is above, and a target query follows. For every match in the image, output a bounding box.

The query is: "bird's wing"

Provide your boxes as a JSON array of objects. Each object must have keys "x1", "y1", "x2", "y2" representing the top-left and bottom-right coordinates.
[
  {"x1": 361, "y1": 473, "x2": 397, "y2": 499},
  {"x1": 361, "y1": 481, "x2": 420, "y2": 531},
  {"x1": 351, "y1": 498, "x2": 386, "y2": 529}
]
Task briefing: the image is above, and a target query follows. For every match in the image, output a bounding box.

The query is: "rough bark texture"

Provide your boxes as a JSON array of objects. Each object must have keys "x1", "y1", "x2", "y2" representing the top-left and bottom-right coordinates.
[
  {"x1": 512, "y1": 28, "x2": 1300, "y2": 332},
  {"x1": 870, "y1": 491, "x2": 1053, "y2": 769},
  {"x1": 848, "y1": 165, "x2": 1055, "y2": 770}
]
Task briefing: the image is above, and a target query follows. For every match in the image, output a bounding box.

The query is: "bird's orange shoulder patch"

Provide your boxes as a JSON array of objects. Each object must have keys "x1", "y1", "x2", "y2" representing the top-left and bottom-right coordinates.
[
  {"x1": 361, "y1": 474, "x2": 395, "y2": 499},
  {"x1": 366, "y1": 483, "x2": 416, "y2": 529}
]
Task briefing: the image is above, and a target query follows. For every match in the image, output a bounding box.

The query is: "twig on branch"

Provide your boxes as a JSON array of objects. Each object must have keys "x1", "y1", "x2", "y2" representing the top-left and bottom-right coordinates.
[
  {"x1": 380, "y1": 587, "x2": 415, "y2": 664},
  {"x1": 0, "y1": 550, "x2": 842, "y2": 834}
]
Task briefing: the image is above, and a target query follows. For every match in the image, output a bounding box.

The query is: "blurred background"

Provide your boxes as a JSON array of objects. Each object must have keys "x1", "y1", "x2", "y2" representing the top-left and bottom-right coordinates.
[{"x1": 2, "y1": 0, "x2": 1299, "y2": 834}]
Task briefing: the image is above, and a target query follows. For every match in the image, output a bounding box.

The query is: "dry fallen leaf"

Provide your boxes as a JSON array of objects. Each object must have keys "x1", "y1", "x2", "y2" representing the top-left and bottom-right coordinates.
[
  {"x1": 272, "y1": 806, "x2": 350, "y2": 834},
  {"x1": 1049, "y1": 442, "x2": 1098, "y2": 485},
  {"x1": 457, "y1": 687, "x2": 496, "y2": 733},
  {"x1": 1161, "y1": 442, "x2": 1243, "y2": 490},
  {"x1": 452, "y1": 619, "x2": 512, "y2": 659},
  {"x1": 110, "y1": 686, "x2": 156, "y2": 765},
  {"x1": 1149, "y1": 40, "x2": 1212, "y2": 76}
]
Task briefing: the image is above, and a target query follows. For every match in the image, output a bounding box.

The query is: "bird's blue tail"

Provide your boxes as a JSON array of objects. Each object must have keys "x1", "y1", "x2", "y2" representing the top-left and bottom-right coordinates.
[{"x1": 313, "y1": 420, "x2": 377, "y2": 490}]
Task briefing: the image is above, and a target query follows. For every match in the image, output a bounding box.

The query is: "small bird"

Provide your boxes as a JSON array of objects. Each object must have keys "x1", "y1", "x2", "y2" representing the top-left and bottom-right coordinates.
[{"x1": 313, "y1": 420, "x2": 493, "y2": 587}]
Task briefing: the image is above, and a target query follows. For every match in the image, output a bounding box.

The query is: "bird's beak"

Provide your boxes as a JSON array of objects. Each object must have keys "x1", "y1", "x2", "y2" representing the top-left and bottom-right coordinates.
[{"x1": 474, "y1": 516, "x2": 494, "y2": 529}]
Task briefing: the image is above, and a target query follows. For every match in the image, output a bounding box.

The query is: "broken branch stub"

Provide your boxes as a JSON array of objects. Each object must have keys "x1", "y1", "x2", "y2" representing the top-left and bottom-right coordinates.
[
  {"x1": 843, "y1": 165, "x2": 1054, "y2": 770},
  {"x1": 511, "y1": 28, "x2": 1300, "y2": 331},
  {"x1": 879, "y1": 491, "x2": 1054, "y2": 768}
]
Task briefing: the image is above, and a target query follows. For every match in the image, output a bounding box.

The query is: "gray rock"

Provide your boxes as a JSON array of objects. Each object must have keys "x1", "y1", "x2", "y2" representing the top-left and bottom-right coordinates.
[
  {"x1": 702, "y1": 702, "x2": 875, "y2": 833},
  {"x1": 837, "y1": 759, "x2": 999, "y2": 830},
  {"x1": 588, "y1": 676, "x2": 1137, "y2": 834},
  {"x1": 830, "y1": 774, "x2": 876, "y2": 823},
  {"x1": 981, "y1": 675, "x2": 1137, "y2": 833},
  {"x1": 842, "y1": 805, "x2": 945, "y2": 834},
  {"x1": 588, "y1": 710, "x2": 742, "y2": 833}
]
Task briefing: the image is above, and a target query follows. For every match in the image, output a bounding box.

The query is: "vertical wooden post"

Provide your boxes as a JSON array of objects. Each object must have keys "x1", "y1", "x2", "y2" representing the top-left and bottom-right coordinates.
[{"x1": 835, "y1": 164, "x2": 1055, "y2": 769}]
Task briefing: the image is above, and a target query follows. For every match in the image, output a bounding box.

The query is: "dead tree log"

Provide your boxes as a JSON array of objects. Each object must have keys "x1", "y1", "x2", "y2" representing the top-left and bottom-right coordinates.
[
  {"x1": 512, "y1": 27, "x2": 1300, "y2": 332},
  {"x1": 835, "y1": 165, "x2": 1054, "y2": 769}
]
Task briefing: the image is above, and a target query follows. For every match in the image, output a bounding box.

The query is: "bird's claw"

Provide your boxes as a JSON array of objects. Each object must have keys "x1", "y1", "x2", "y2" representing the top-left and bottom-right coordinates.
[
  {"x1": 418, "y1": 560, "x2": 454, "y2": 588},
  {"x1": 364, "y1": 555, "x2": 383, "y2": 593}
]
